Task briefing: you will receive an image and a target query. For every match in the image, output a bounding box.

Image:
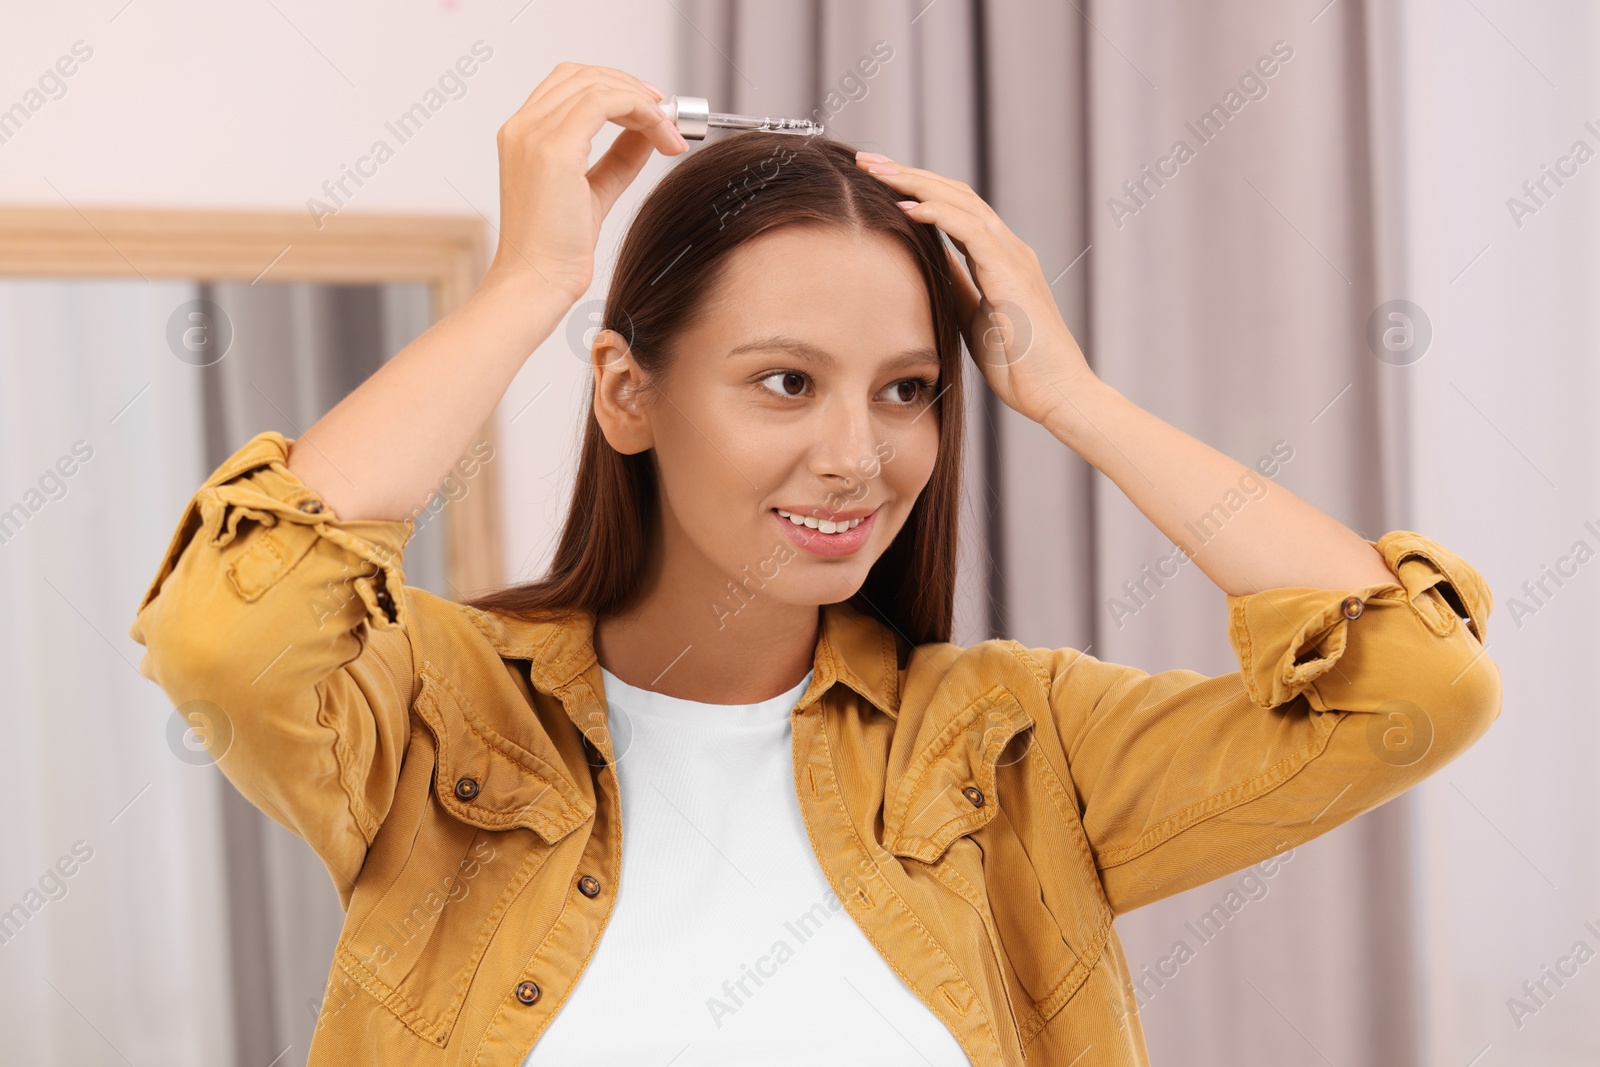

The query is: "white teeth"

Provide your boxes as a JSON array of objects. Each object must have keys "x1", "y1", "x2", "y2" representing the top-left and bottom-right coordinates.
[{"x1": 776, "y1": 509, "x2": 864, "y2": 533}]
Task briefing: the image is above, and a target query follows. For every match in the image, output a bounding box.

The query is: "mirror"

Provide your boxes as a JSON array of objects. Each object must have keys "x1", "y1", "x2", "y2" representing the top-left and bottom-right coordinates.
[{"x1": 0, "y1": 206, "x2": 495, "y2": 1066}]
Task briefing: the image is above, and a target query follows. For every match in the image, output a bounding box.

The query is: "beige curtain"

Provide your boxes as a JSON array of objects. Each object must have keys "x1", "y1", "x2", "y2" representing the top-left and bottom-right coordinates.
[{"x1": 677, "y1": 1, "x2": 1418, "y2": 1063}]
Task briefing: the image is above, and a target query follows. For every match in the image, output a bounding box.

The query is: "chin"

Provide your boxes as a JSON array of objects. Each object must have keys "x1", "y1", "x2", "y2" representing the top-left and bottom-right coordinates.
[
  {"x1": 709, "y1": 520, "x2": 885, "y2": 609},
  {"x1": 789, "y1": 566, "x2": 875, "y2": 608}
]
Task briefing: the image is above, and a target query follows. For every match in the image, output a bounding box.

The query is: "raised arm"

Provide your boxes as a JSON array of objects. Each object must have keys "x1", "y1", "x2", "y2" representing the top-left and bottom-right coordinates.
[
  {"x1": 1023, "y1": 528, "x2": 1500, "y2": 913},
  {"x1": 128, "y1": 64, "x2": 686, "y2": 904},
  {"x1": 853, "y1": 152, "x2": 1502, "y2": 913},
  {"x1": 852, "y1": 148, "x2": 1396, "y2": 596},
  {"x1": 286, "y1": 63, "x2": 686, "y2": 522},
  {"x1": 1035, "y1": 378, "x2": 1397, "y2": 594}
]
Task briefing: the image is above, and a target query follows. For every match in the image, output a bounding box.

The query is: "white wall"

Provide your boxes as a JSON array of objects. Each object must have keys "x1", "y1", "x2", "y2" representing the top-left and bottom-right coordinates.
[
  {"x1": 1403, "y1": 2, "x2": 1600, "y2": 1063},
  {"x1": 0, "y1": 0, "x2": 680, "y2": 590}
]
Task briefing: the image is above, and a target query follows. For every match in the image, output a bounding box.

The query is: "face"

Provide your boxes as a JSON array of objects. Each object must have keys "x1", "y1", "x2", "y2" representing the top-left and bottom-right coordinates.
[{"x1": 596, "y1": 224, "x2": 942, "y2": 615}]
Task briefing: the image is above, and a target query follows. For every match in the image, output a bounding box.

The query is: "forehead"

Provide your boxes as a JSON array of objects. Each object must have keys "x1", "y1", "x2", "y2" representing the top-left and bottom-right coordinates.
[{"x1": 693, "y1": 225, "x2": 934, "y2": 348}]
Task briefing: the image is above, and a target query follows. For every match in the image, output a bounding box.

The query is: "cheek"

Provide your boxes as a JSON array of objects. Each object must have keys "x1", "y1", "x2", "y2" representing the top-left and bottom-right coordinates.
[
  {"x1": 658, "y1": 447, "x2": 742, "y2": 526},
  {"x1": 882, "y1": 423, "x2": 940, "y2": 504},
  {"x1": 652, "y1": 400, "x2": 780, "y2": 523}
]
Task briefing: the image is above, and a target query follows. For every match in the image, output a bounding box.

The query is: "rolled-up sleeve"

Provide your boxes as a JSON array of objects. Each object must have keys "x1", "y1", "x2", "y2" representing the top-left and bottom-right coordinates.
[
  {"x1": 1029, "y1": 529, "x2": 1503, "y2": 916},
  {"x1": 128, "y1": 430, "x2": 417, "y2": 908}
]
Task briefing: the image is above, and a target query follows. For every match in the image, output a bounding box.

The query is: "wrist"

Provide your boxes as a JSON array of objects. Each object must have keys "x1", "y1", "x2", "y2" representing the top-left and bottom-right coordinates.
[
  {"x1": 1038, "y1": 374, "x2": 1123, "y2": 451},
  {"x1": 476, "y1": 265, "x2": 579, "y2": 312},
  {"x1": 469, "y1": 268, "x2": 579, "y2": 352}
]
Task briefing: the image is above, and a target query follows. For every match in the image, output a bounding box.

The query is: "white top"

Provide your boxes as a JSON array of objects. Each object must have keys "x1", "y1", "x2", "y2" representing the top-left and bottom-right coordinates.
[{"x1": 523, "y1": 663, "x2": 972, "y2": 1066}]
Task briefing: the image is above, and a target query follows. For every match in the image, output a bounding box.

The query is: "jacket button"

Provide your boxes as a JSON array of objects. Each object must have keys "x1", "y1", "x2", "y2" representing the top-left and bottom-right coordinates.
[
  {"x1": 298, "y1": 499, "x2": 324, "y2": 514},
  {"x1": 1341, "y1": 595, "x2": 1364, "y2": 620},
  {"x1": 454, "y1": 777, "x2": 480, "y2": 801},
  {"x1": 962, "y1": 786, "x2": 985, "y2": 807},
  {"x1": 577, "y1": 874, "x2": 601, "y2": 898},
  {"x1": 373, "y1": 584, "x2": 397, "y2": 624},
  {"x1": 515, "y1": 980, "x2": 540, "y2": 1005}
]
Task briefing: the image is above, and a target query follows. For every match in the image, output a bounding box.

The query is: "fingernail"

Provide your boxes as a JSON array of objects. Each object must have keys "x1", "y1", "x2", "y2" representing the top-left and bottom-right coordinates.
[
  {"x1": 856, "y1": 151, "x2": 892, "y2": 162},
  {"x1": 644, "y1": 80, "x2": 665, "y2": 99},
  {"x1": 866, "y1": 162, "x2": 899, "y2": 175},
  {"x1": 896, "y1": 200, "x2": 919, "y2": 209}
]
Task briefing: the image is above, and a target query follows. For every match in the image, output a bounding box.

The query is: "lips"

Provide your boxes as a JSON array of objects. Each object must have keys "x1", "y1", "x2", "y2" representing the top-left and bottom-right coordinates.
[{"x1": 771, "y1": 506, "x2": 879, "y2": 558}]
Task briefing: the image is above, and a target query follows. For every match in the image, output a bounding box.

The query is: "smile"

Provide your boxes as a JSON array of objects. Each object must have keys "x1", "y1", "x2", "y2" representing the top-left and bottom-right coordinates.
[
  {"x1": 770, "y1": 506, "x2": 879, "y2": 558},
  {"x1": 774, "y1": 508, "x2": 865, "y2": 534}
]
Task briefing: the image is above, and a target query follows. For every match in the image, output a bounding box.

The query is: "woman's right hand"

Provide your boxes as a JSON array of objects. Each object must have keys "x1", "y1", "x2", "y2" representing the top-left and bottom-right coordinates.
[
  {"x1": 484, "y1": 62, "x2": 688, "y2": 304},
  {"x1": 284, "y1": 66, "x2": 683, "y2": 524}
]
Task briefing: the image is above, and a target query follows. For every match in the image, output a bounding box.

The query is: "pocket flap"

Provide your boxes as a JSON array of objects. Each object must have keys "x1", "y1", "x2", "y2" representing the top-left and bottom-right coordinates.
[
  {"x1": 411, "y1": 663, "x2": 593, "y2": 844},
  {"x1": 882, "y1": 685, "x2": 1034, "y2": 863}
]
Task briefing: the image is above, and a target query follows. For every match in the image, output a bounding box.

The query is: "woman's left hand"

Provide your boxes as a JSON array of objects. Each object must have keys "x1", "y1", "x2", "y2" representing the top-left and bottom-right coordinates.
[{"x1": 854, "y1": 150, "x2": 1096, "y2": 428}]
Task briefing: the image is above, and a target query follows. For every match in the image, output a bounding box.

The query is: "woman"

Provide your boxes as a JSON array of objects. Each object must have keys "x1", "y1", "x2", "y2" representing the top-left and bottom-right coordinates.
[{"x1": 129, "y1": 64, "x2": 1502, "y2": 1065}]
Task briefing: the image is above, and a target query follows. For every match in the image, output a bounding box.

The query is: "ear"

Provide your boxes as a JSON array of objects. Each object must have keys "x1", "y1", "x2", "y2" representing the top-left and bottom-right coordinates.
[{"x1": 591, "y1": 328, "x2": 655, "y2": 455}]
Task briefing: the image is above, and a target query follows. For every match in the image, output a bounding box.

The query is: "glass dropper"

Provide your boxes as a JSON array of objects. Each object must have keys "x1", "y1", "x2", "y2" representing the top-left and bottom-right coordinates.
[{"x1": 658, "y1": 95, "x2": 825, "y2": 140}]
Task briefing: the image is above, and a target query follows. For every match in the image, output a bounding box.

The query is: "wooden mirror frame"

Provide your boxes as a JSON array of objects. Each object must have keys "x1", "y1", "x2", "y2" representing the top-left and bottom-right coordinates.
[{"x1": 0, "y1": 205, "x2": 504, "y2": 597}]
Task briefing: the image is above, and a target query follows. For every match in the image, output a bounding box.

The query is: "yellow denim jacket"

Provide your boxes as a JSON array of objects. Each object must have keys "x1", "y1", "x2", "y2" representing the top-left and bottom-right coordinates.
[{"x1": 128, "y1": 430, "x2": 1502, "y2": 1066}]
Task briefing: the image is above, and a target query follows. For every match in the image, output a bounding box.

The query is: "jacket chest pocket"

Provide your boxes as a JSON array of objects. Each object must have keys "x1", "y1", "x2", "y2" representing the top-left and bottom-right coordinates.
[
  {"x1": 881, "y1": 684, "x2": 1033, "y2": 862},
  {"x1": 328, "y1": 666, "x2": 593, "y2": 1048},
  {"x1": 880, "y1": 684, "x2": 1111, "y2": 1039}
]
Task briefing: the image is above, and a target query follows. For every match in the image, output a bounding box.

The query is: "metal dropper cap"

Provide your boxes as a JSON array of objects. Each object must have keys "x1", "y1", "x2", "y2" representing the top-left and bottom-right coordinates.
[{"x1": 658, "y1": 95, "x2": 825, "y2": 140}]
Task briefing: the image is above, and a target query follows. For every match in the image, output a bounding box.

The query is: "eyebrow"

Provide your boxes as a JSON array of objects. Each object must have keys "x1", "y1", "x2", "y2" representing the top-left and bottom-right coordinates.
[{"x1": 726, "y1": 334, "x2": 940, "y2": 372}]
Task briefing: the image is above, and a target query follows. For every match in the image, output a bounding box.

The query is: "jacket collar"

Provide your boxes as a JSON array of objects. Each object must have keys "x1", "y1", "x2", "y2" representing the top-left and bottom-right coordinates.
[{"x1": 462, "y1": 598, "x2": 903, "y2": 720}]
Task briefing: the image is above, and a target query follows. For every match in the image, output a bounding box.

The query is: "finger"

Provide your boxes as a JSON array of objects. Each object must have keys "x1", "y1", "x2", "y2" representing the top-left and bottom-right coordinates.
[
  {"x1": 522, "y1": 67, "x2": 664, "y2": 129},
  {"x1": 575, "y1": 63, "x2": 666, "y2": 106},
  {"x1": 513, "y1": 61, "x2": 587, "y2": 113},
  {"x1": 943, "y1": 226, "x2": 975, "y2": 265},
  {"x1": 894, "y1": 196, "x2": 1002, "y2": 264},
  {"x1": 884, "y1": 169, "x2": 995, "y2": 231},
  {"x1": 942, "y1": 243, "x2": 983, "y2": 326},
  {"x1": 857, "y1": 159, "x2": 999, "y2": 223},
  {"x1": 587, "y1": 127, "x2": 657, "y2": 216},
  {"x1": 516, "y1": 62, "x2": 663, "y2": 114},
  {"x1": 941, "y1": 243, "x2": 984, "y2": 364},
  {"x1": 550, "y1": 86, "x2": 686, "y2": 158}
]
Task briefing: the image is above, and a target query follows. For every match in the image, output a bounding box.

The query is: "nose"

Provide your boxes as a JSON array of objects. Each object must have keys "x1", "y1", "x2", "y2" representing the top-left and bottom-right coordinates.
[{"x1": 806, "y1": 395, "x2": 880, "y2": 500}]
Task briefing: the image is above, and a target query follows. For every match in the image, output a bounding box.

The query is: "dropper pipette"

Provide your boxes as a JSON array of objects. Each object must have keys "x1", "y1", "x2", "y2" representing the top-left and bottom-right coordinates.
[{"x1": 658, "y1": 95, "x2": 825, "y2": 140}]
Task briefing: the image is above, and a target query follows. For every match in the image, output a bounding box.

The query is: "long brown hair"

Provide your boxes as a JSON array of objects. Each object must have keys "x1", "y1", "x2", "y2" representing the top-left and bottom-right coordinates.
[{"x1": 463, "y1": 132, "x2": 966, "y2": 645}]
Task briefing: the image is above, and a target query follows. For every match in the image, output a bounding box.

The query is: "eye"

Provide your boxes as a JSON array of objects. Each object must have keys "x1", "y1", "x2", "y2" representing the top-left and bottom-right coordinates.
[
  {"x1": 884, "y1": 374, "x2": 939, "y2": 407},
  {"x1": 757, "y1": 370, "x2": 810, "y2": 398}
]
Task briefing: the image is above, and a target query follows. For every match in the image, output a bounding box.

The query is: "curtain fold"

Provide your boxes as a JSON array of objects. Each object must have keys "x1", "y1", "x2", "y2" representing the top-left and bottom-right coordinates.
[
  {"x1": 0, "y1": 275, "x2": 446, "y2": 1067},
  {"x1": 1065, "y1": 3, "x2": 1415, "y2": 1063},
  {"x1": 0, "y1": 278, "x2": 236, "y2": 1065}
]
